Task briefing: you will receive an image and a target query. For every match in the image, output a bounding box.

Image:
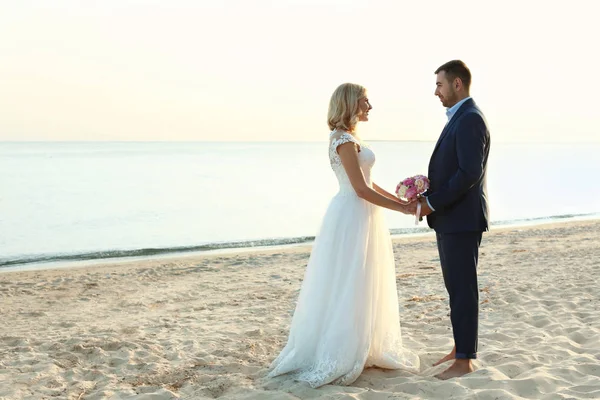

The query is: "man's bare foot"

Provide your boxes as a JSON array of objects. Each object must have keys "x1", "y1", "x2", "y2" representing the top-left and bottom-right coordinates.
[
  {"x1": 434, "y1": 359, "x2": 474, "y2": 380},
  {"x1": 432, "y1": 346, "x2": 456, "y2": 366}
]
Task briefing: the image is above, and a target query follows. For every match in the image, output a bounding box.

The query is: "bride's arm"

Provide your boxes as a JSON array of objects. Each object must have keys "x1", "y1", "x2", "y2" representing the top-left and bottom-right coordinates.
[
  {"x1": 373, "y1": 183, "x2": 397, "y2": 200},
  {"x1": 338, "y1": 143, "x2": 412, "y2": 214}
]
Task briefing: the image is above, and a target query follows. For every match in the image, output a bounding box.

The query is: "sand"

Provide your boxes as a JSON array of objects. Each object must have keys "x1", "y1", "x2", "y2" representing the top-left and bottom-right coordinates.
[{"x1": 1, "y1": 220, "x2": 599, "y2": 399}]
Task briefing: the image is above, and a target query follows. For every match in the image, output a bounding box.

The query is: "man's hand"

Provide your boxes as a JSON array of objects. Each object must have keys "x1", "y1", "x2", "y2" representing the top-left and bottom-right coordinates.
[{"x1": 419, "y1": 197, "x2": 433, "y2": 216}]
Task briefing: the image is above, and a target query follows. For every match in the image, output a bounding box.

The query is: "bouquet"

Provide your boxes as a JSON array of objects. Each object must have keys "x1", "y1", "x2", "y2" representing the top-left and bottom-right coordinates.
[{"x1": 395, "y1": 174, "x2": 430, "y2": 225}]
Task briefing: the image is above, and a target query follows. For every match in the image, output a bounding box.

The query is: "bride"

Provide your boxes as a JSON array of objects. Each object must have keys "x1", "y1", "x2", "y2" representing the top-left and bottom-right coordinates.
[{"x1": 268, "y1": 83, "x2": 420, "y2": 387}]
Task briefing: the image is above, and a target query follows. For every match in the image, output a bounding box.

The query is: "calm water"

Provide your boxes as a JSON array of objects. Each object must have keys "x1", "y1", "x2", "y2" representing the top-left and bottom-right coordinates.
[{"x1": 1, "y1": 141, "x2": 599, "y2": 267}]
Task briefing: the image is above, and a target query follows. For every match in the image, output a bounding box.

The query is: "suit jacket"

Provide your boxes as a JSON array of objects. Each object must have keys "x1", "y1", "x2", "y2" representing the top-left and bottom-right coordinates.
[{"x1": 426, "y1": 98, "x2": 490, "y2": 233}]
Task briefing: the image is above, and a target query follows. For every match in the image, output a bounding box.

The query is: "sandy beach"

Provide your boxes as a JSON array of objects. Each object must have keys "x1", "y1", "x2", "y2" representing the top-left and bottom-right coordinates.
[{"x1": 1, "y1": 220, "x2": 599, "y2": 399}]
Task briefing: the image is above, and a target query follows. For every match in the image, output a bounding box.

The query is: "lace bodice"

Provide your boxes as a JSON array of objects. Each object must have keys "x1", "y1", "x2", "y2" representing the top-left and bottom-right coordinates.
[{"x1": 329, "y1": 130, "x2": 375, "y2": 195}]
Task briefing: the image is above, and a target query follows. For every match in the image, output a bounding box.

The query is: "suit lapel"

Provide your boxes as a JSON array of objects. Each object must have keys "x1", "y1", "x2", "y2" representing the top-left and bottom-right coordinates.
[{"x1": 431, "y1": 98, "x2": 475, "y2": 156}]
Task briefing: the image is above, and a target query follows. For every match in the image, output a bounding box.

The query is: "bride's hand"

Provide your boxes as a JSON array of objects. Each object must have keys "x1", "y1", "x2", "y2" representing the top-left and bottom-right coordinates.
[{"x1": 402, "y1": 200, "x2": 418, "y2": 215}]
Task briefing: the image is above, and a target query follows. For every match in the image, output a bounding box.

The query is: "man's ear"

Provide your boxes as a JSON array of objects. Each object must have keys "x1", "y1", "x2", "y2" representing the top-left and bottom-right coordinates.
[{"x1": 454, "y1": 78, "x2": 462, "y2": 90}]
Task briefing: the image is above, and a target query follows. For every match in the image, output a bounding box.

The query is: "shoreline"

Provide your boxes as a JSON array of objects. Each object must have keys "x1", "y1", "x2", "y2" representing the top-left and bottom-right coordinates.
[{"x1": 2, "y1": 213, "x2": 599, "y2": 274}]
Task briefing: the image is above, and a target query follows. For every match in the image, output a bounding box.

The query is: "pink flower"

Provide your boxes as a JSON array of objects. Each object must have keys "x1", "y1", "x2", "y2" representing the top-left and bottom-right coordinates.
[{"x1": 405, "y1": 187, "x2": 418, "y2": 200}]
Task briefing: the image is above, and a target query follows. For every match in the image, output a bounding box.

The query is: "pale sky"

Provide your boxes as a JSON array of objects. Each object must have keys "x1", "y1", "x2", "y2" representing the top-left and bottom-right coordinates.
[{"x1": 1, "y1": 0, "x2": 598, "y2": 142}]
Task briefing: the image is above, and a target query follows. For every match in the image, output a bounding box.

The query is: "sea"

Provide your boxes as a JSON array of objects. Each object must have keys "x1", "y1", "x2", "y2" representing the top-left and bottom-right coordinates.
[{"x1": 1, "y1": 141, "x2": 599, "y2": 269}]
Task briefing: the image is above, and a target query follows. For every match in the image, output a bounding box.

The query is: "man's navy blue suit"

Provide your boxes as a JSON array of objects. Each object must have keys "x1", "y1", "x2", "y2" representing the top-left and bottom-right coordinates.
[{"x1": 425, "y1": 97, "x2": 490, "y2": 359}]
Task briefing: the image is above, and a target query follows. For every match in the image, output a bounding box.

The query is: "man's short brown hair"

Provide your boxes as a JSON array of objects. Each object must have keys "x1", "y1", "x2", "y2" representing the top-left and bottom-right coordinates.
[{"x1": 435, "y1": 60, "x2": 472, "y2": 91}]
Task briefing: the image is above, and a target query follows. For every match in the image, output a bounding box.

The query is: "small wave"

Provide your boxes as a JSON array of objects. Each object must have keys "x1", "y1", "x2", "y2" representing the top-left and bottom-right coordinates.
[
  {"x1": 492, "y1": 212, "x2": 600, "y2": 226},
  {"x1": 0, "y1": 236, "x2": 316, "y2": 268},
  {"x1": 1, "y1": 212, "x2": 598, "y2": 268}
]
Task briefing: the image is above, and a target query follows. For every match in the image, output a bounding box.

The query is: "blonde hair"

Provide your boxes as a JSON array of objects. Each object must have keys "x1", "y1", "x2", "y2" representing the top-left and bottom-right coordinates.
[{"x1": 327, "y1": 83, "x2": 366, "y2": 132}]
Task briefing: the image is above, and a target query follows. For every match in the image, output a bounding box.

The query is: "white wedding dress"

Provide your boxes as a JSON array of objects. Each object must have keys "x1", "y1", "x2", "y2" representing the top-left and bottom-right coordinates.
[{"x1": 268, "y1": 130, "x2": 420, "y2": 387}]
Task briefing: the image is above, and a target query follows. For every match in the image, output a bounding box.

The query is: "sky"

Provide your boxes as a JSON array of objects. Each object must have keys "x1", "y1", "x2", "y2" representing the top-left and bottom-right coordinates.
[{"x1": 0, "y1": 0, "x2": 598, "y2": 142}]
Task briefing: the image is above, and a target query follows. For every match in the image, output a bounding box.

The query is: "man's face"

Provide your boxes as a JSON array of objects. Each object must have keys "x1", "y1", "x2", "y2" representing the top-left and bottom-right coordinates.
[{"x1": 434, "y1": 71, "x2": 459, "y2": 108}]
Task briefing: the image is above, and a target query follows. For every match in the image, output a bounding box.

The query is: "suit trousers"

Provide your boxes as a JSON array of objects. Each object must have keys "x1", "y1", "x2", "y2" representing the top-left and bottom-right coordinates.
[{"x1": 435, "y1": 231, "x2": 483, "y2": 359}]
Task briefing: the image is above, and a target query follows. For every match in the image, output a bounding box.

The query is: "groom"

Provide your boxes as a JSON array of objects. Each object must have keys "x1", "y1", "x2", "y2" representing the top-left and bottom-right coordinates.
[{"x1": 416, "y1": 60, "x2": 491, "y2": 379}]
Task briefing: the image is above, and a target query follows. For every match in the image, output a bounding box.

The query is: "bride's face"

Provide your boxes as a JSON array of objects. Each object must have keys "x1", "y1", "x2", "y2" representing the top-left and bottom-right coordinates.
[{"x1": 357, "y1": 95, "x2": 372, "y2": 122}]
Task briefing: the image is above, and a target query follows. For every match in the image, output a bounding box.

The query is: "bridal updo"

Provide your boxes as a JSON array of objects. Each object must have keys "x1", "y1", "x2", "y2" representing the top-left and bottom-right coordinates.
[{"x1": 327, "y1": 83, "x2": 366, "y2": 133}]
